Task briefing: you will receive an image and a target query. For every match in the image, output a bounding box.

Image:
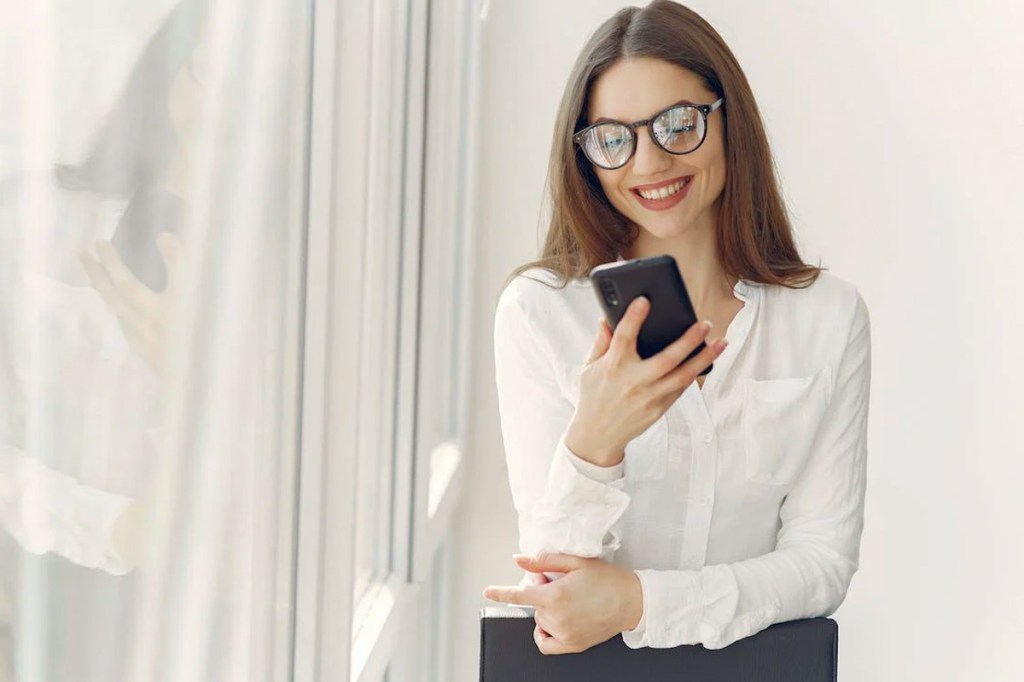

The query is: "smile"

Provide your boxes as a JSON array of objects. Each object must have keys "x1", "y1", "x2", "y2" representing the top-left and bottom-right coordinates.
[{"x1": 630, "y1": 176, "x2": 693, "y2": 210}]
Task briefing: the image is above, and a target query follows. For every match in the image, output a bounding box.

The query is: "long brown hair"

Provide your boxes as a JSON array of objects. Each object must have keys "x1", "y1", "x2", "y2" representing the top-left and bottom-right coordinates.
[{"x1": 505, "y1": 0, "x2": 822, "y2": 291}]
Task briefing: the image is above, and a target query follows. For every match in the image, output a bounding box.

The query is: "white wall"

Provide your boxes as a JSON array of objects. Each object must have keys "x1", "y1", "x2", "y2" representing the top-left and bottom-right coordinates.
[{"x1": 454, "y1": 1, "x2": 1024, "y2": 680}]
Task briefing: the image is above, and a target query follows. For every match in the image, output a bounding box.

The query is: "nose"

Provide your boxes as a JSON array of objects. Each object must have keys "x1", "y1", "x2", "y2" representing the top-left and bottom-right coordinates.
[{"x1": 630, "y1": 125, "x2": 672, "y2": 177}]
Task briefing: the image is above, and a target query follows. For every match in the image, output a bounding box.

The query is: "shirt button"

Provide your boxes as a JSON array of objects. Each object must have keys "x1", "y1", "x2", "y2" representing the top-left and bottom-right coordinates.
[{"x1": 701, "y1": 433, "x2": 713, "y2": 443}]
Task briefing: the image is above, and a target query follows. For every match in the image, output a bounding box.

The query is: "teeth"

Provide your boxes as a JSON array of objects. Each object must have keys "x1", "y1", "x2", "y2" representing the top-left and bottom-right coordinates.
[{"x1": 637, "y1": 177, "x2": 689, "y2": 200}]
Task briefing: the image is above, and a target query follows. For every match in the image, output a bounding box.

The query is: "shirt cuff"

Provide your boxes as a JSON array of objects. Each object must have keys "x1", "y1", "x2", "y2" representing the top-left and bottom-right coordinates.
[
  {"x1": 561, "y1": 437, "x2": 625, "y2": 483},
  {"x1": 621, "y1": 566, "x2": 742, "y2": 649},
  {"x1": 72, "y1": 485, "x2": 137, "y2": 575},
  {"x1": 521, "y1": 434, "x2": 631, "y2": 559},
  {"x1": 621, "y1": 569, "x2": 649, "y2": 642}
]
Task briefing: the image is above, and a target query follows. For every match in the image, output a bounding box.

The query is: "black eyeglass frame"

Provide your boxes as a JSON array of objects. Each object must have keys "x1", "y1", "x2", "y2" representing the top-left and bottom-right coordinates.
[{"x1": 573, "y1": 97, "x2": 725, "y2": 170}]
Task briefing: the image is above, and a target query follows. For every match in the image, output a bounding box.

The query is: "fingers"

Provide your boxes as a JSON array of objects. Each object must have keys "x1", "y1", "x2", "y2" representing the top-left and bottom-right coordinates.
[
  {"x1": 645, "y1": 319, "x2": 716, "y2": 380},
  {"x1": 514, "y1": 552, "x2": 586, "y2": 574},
  {"x1": 533, "y1": 622, "x2": 552, "y2": 648},
  {"x1": 651, "y1": 333, "x2": 728, "y2": 398},
  {"x1": 519, "y1": 570, "x2": 550, "y2": 587},
  {"x1": 535, "y1": 630, "x2": 574, "y2": 655},
  {"x1": 607, "y1": 296, "x2": 649, "y2": 358},
  {"x1": 534, "y1": 613, "x2": 577, "y2": 656},
  {"x1": 536, "y1": 634, "x2": 577, "y2": 651},
  {"x1": 94, "y1": 241, "x2": 160, "y2": 316},
  {"x1": 155, "y1": 232, "x2": 183, "y2": 291},
  {"x1": 533, "y1": 613, "x2": 575, "y2": 655},
  {"x1": 79, "y1": 251, "x2": 154, "y2": 335},
  {"x1": 481, "y1": 584, "x2": 546, "y2": 607},
  {"x1": 585, "y1": 317, "x2": 612, "y2": 364}
]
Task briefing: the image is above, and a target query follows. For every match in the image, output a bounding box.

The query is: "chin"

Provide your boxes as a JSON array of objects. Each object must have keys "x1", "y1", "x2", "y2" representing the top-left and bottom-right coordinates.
[{"x1": 635, "y1": 216, "x2": 694, "y2": 240}]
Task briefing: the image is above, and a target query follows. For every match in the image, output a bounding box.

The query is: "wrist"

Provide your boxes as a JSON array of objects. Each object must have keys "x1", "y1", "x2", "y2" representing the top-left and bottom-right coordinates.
[
  {"x1": 565, "y1": 420, "x2": 623, "y2": 467},
  {"x1": 621, "y1": 569, "x2": 644, "y2": 632}
]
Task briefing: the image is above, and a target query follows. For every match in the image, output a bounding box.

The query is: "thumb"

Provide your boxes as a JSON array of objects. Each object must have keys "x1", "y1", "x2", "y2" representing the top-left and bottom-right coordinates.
[
  {"x1": 585, "y1": 317, "x2": 612, "y2": 364},
  {"x1": 155, "y1": 232, "x2": 183, "y2": 289},
  {"x1": 514, "y1": 552, "x2": 587, "y2": 573}
]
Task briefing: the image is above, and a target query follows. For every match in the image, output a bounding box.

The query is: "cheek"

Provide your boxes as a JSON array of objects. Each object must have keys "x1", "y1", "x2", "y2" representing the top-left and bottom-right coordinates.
[
  {"x1": 594, "y1": 170, "x2": 630, "y2": 211},
  {"x1": 706, "y1": 155, "x2": 726, "y2": 196},
  {"x1": 703, "y1": 135, "x2": 727, "y2": 192}
]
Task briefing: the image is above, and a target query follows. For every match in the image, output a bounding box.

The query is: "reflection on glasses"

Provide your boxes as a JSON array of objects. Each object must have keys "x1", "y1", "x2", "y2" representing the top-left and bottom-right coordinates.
[{"x1": 573, "y1": 98, "x2": 724, "y2": 170}]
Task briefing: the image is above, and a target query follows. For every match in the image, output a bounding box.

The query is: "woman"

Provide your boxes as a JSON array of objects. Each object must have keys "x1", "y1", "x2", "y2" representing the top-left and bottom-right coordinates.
[{"x1": 483, "y1": 0, "x2": 872, "y2": 656}]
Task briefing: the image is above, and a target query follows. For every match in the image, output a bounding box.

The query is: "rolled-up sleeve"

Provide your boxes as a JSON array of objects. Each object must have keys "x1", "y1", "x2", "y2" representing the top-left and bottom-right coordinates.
[
  {"x1": 623, "y1": 290, "x2": 872, "y2": 649},
  {"x1": 493, "y1": 281, "x2": 630, "y2": 564},
  {"x1": 0, "y1": 445, "x2": 136, "y2": 575}
]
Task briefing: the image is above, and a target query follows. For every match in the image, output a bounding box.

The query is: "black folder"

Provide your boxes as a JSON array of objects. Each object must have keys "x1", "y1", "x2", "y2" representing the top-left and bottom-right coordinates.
[{"x1": 480, "y1": 606, "x2": 837, "y2": 681}]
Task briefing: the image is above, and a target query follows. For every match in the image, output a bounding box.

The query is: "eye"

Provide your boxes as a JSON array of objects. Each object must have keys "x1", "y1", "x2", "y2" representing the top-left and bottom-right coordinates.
[
  {"x1": 660, "y1": 107, "x2": 698, "y2": 135},
  {"x1": 602, "y1": 135, "x2": 627, "y2": 150},
  {"x1": 595, "y1": 124, "x2": 630, "y2": 150},
  {"x1": 652, "y1": 107, "x2": 704, "y2": 151}
]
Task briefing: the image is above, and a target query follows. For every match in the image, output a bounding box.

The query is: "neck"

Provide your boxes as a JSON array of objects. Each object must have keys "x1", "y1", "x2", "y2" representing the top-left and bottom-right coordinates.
[{"x1": 624, "y1": 219, "x2": 736, "y2": 310}]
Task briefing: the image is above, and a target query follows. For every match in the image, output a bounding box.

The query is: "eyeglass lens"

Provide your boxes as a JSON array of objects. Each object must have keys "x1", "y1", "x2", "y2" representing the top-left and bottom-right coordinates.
[{"x1": 579, "y1": 104, "x2": 706, "y2": 169}]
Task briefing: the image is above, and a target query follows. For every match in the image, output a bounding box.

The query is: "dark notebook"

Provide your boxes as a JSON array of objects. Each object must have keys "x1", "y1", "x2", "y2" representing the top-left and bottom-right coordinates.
[{"x1": 480, "y1": 606, "x2": 837, "y2": 682}]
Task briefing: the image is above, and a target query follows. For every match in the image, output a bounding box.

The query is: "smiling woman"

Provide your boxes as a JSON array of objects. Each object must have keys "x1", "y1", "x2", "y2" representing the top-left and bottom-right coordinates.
[{"x1": 488, "y1": 0, "x2": 871, "y2": 657}]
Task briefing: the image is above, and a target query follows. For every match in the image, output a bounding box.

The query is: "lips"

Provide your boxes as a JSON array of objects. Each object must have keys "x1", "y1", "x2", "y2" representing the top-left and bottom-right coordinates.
[{"x1": 630, "y1": 175, "x2": 693, "y2": 211}]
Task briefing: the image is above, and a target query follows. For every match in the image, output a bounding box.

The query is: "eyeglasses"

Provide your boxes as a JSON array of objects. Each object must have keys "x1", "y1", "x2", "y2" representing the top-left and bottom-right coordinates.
[{"x1": 573, "y1": 98, "x2": 724, "y2": 170}]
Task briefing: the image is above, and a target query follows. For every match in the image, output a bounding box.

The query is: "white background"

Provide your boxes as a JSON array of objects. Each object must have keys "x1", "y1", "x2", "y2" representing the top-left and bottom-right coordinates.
[{"x1": 454, "y1": 1, "x2": 1024, "y2": 680}]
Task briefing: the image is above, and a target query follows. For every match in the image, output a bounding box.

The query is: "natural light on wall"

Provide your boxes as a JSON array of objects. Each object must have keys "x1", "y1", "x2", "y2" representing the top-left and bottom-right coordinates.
[{"x1": 0, "y1": 0, "x2": 480, "y2": 680}]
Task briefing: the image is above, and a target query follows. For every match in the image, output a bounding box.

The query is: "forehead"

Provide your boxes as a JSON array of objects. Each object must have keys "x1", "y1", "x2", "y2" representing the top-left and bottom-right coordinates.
[{"x1": 587, "y1": 57, "x2": 713, "y2": 123}]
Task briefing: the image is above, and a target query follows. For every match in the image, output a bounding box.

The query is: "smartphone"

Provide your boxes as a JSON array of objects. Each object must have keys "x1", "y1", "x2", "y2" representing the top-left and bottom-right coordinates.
[{"x1": 589, "y1": 254, "x2": 712, "y2": 375}]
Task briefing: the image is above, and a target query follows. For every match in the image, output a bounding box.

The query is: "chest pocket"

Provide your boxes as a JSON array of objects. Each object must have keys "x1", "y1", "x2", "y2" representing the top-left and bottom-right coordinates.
[{"x1": 741, "y1": 366, "x2": 832, "y2": 486}]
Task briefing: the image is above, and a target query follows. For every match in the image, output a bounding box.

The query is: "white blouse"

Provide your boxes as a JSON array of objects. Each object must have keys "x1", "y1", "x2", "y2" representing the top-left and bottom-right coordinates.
[{"x1": 492, "y1": 261, "x2": 871, "y2": 650}]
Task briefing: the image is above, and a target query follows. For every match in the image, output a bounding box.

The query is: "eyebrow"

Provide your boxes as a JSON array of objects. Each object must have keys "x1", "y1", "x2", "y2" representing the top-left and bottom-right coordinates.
[{"x1": 592, "y1": 99, "x2": 696, "y2": 125}]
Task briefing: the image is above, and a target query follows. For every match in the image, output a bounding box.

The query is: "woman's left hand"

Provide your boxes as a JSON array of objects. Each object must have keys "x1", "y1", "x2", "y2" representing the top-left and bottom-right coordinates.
[
  {"x1": 483, "y1": 553, "x2": 644, "y2": 655},
  {"x1": 79, "y1": 233, "x2": 182, "y2": 375}
]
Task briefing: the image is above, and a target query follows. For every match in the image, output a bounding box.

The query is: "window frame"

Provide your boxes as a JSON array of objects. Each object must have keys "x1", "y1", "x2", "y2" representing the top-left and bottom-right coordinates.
[{"x1": 291, "y1": 0, "x2": 482, "y2": 679}]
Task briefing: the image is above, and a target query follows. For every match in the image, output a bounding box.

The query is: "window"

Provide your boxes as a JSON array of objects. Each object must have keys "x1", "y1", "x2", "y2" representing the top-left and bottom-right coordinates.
[
  {"x1": 2, "y1": 1, "x2": 312, "y2": 680},
  {"x1": 0, "y1": 0, "x2": 480, "y2": 679},
  {"x1": 294, "y1": 0, "x2": 481, "y2": 680}
]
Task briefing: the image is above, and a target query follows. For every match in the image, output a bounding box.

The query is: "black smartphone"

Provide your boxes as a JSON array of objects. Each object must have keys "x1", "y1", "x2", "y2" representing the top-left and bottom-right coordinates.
[{"x1": 589, "y1": 254, "x2": 712, "y2": 375}]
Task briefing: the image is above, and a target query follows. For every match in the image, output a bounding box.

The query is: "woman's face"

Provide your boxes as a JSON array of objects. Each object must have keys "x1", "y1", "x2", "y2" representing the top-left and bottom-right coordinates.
[{"x1": 586, "y1": 57, "x2": 726, "y2": 242}]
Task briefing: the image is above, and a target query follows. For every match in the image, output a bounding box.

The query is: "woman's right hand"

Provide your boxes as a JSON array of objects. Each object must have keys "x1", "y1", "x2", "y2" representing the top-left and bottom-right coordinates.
[
  {"x1": 564, "y1": 295, "x2": 728, "y2": 467},
  {"x1": 520, "y1": 569, "x2": 554, "y2": 643}
]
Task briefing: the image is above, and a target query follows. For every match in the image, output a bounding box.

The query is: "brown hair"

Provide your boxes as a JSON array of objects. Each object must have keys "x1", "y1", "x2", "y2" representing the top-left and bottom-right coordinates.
[{"x1": 505, "y1": 0, "x2": 822, "y2": 291}]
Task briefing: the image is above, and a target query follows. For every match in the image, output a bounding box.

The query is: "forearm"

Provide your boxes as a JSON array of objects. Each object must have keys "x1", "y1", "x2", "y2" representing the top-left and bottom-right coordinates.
[
  {"x1": 517, "y1": 430, "x2": 631, "y2": 561},
  {"x1": 625, "y1": 541, "x2": 857, "y2": 649}
]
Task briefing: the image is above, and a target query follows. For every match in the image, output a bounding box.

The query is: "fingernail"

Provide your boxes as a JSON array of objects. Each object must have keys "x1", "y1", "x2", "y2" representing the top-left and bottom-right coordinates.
[
  {"x1": 702, "y1": 319, "x2": 713, "y2": 331},
  {"x1": 634, "y1": 296, "x2": 648, "y2": 310},
  {"x1": 716, "y1": 338, "x2": 729, "y2": 350},
  {"x1": 513, "y1": 553, "x2": 529, "y2": 562}
]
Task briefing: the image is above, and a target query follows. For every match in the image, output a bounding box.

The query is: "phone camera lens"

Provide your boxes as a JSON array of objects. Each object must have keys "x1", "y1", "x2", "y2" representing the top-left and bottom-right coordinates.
[{"x1": 600, "y1": 279, "x2": 620, "y2": 307}]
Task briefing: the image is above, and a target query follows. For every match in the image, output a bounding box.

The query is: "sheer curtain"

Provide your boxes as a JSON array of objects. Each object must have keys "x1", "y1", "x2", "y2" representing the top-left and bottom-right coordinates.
[{"x1": 1, "y1": 1, "x2": 311, "y2": 680}]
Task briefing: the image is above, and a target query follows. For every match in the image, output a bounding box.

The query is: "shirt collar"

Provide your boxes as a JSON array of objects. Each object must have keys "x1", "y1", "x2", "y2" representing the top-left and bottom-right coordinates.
[{"x1": 613, "y1": 253, "x2": 758, "y2": 301}]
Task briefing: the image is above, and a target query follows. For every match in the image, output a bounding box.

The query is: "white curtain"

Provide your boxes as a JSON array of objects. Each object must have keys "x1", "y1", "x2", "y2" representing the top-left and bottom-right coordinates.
[{"x1": 0, "y1": 0, "x2": 310, "y2": 680}]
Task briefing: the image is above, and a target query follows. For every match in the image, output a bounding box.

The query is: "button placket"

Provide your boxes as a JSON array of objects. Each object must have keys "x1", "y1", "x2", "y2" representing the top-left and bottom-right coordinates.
[{"x1": 679, "y1": 390, "x2": 717, "y2": 569}]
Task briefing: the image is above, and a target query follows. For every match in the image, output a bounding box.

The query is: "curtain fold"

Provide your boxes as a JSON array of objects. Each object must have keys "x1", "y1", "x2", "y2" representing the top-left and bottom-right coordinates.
[{"x1": 0, "y1": 1, "x2": 311, "y2": 680}]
